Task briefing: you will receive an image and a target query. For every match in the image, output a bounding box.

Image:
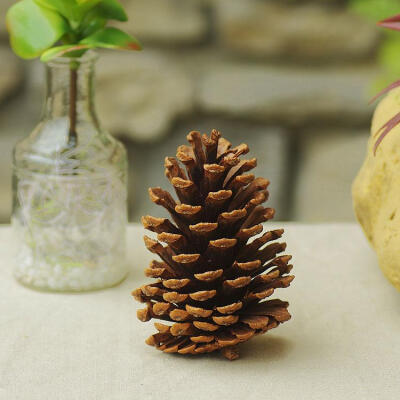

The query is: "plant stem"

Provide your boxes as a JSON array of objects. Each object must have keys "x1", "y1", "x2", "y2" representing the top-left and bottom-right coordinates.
[{"x1": 69, "y1": 66, "x2": 78, "y2": 146}]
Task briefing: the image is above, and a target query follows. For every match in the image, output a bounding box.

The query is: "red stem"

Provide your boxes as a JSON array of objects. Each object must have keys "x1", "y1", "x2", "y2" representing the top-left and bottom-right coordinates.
[{"x1": 69, "y1": 68, "x2": 78, "y2": 146}]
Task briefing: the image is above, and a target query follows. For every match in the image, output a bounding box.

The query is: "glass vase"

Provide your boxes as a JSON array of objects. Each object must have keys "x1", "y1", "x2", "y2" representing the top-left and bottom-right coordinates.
[{"x1": 12, "y1": 52, "x2": 128, "y2": 292}]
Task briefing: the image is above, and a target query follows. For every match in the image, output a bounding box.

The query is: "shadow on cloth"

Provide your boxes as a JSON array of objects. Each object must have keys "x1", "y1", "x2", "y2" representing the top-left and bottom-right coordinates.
[{"x1": 238, "y1": 334, "x2": 294, "y2": 362}]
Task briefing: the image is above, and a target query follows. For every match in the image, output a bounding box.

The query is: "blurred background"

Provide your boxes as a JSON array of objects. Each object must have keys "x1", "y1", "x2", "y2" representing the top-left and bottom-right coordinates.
[{"x1": 0, "y1": 0, "x2": 395, "y2": 223}]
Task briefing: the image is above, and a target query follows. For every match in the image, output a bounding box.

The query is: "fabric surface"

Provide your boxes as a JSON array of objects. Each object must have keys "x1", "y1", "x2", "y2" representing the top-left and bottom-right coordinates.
[{"x1": 1, "y1": 223, "x2": 400, "y2": 400}]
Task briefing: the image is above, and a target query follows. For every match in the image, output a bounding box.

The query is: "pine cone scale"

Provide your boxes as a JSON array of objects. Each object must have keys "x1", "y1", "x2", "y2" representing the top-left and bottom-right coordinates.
[{"x1": 133, "y1": 130, "x2": 294, "y2": 360}]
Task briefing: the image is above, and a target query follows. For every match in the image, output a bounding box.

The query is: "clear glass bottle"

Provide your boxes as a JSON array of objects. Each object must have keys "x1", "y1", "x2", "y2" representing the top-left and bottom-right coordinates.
[{"x1": 12, "y1": 52, "x2": 128, "y2": 292}]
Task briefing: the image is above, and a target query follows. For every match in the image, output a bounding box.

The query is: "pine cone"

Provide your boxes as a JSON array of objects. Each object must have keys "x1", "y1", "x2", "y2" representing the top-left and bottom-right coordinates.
[{"x1": 132, "y1": 130, "x2": 294, "y2": 360}]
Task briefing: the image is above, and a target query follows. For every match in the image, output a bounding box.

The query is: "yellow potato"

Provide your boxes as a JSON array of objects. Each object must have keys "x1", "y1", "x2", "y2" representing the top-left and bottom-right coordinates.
[{"x1": 353, "y1": 87, "x2": 400, "y2": 291}]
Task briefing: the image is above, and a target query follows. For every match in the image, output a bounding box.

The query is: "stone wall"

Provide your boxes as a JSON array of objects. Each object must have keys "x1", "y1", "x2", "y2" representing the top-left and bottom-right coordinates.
[{"x1": 0, "y1": 0, "x2": 380, "y2": 222}]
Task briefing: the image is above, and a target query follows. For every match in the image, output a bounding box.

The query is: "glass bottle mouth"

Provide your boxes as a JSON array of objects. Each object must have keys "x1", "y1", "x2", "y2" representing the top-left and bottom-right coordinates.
[{"x1": 46, "y1": 50, "x2": 99, "y2": 68}]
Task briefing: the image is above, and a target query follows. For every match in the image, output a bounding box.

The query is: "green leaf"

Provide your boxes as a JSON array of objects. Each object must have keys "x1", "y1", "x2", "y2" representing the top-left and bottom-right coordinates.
[
  {"x1": 79, "y1": 9, "x2": 107, "y2": 38},
  {"x1": 80, "y1": 27, "x2": 141, "y2": 50},
  {"x1": 35, "y1": 0, "x2": 103, "y2": 28},
  {"x1": 40, "y1": 44, "x2": 91, "y2": 62},
  {"x1": 77, "y1": 4, "x2": 116, "y2": 39},
  {"x1": 72, "y1": 0, "x2": 103, "y2": 20},
  {"x1": 34, "y1": 0, "x2": 77, "y2": 21},
  {"x1": 95, "y1": 0, "x2": 128, "y2": 22},
  {"x1": 6, "y1": 0, "x2": 69, "y2": 59},
  {"x1": 76, "y1": 0, "x2": 128, "y2": 38},
  {"x1": 76, "y1": 0, "x2": 102, "y2": 5},
  {"x1": 34, "y1": 0, "x2": 127, "y2": 30}
]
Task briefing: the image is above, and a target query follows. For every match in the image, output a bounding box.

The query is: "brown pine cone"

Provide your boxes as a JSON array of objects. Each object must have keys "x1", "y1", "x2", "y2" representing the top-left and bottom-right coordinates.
[{"x1": 132, "y1": 130, "x2": 294, "y2": 360}]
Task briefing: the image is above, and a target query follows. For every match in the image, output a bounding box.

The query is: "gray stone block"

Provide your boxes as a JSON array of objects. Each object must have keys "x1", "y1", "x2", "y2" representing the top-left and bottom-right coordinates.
[
  {"x1": 0, "y1": 47, "x2": 23, "y2": 104},
  {"x1": 292, "y1": 129, "x2": 369, "y2": 222},
  {"x1": 119, "y1": 0, "x2": 209, "y2": 45},
  {"x1": 96, "y1": 50, "x2": 194, "y2": 142},
  {"x1": 196, "y1": 61, "x2": 376, "y2": 127},
  {"x1": 215, "y1": 0, "x2": 379, "y2": 61},
  {"x1": 0, "y1": 1, "x2": 14, "y2": 38}
]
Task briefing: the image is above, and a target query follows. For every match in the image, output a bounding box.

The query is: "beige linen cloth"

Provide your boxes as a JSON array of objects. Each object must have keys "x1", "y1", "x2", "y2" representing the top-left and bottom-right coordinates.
[{"x1": 1, "y1": 224, "x2": 400, "y2": 400}]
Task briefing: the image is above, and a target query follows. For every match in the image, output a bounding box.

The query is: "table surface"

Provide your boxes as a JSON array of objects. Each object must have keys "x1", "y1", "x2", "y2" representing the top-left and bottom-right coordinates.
[{"x1": 1, "y1": 223, "x2": 400, "y2": 400}]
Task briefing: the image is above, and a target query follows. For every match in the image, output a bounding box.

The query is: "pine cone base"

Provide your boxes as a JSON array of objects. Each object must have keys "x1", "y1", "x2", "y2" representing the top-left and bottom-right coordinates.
[{"x1": 133, "y1": 130, "x2": 294, "y2": 360}]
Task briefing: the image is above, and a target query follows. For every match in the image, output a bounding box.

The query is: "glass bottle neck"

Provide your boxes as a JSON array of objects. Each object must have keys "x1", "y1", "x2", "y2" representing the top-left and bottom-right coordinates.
[{"x1": 42, "y1": 55, "x2": 100, "y2": 132}]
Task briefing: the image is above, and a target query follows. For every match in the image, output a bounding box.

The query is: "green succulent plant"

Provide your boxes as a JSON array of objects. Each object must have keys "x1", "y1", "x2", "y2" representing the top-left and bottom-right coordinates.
[
  {"x1": 6, "y1": 0, "x2": 141, "y2": 62},
  {"x1": 6, "y1": 0, "x2": 141, "y2": 144}
]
